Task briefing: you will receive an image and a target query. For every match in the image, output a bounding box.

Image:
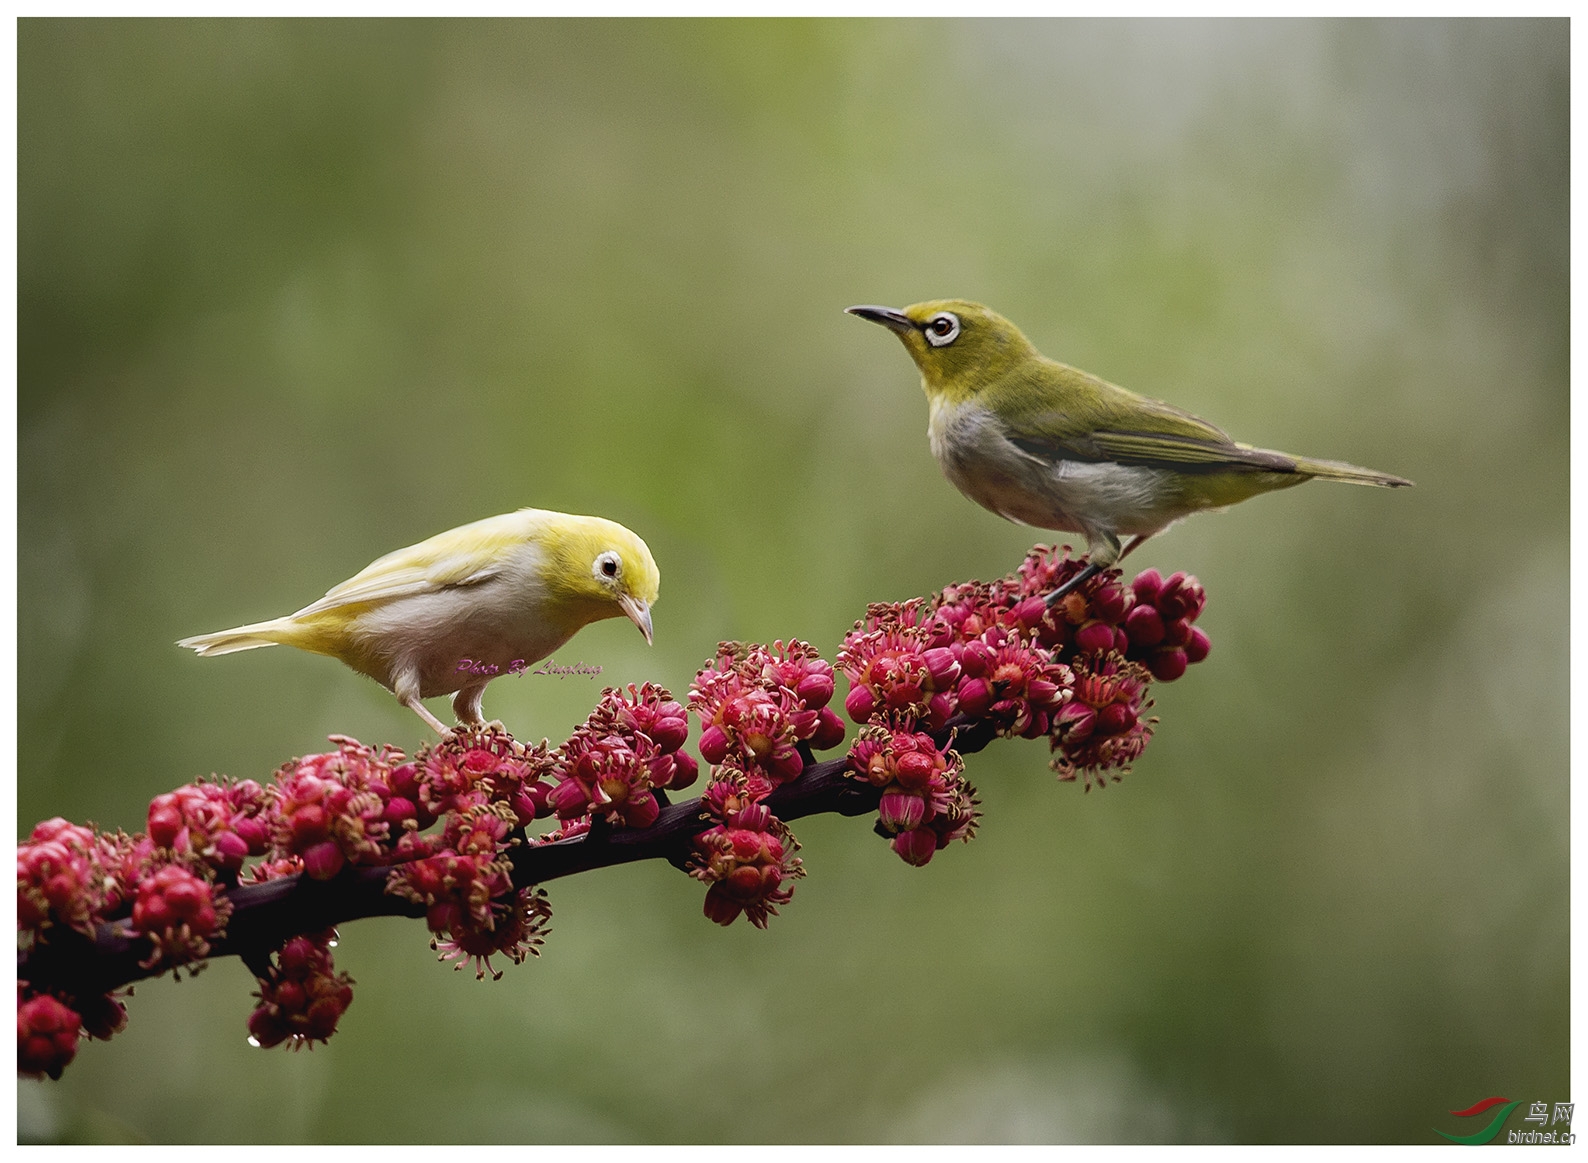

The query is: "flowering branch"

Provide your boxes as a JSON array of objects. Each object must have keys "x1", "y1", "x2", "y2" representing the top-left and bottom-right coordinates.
[{"x1": 19, "y1": 547, "x2": 1208, "y2": 1079}]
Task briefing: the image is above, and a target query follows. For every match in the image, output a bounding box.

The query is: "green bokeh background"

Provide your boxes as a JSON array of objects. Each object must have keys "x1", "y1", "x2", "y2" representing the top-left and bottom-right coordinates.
[{"x1": 17, "y1": 18, "x2": 1568, "y2": 1144}]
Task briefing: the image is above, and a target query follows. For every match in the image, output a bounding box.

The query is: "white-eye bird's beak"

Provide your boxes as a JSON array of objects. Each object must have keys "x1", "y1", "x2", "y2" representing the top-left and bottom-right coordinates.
[
  {"x1": 846, "y1": 304, "x2": 916, "y2": 335},
  {"x1": 619, "y1": 594, "x2": 653, "y2": 645}
]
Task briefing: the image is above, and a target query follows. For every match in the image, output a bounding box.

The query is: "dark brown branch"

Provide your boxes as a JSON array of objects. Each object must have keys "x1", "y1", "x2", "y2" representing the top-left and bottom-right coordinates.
[{"x1": 18, "y1": 717, "x2": 1001, "y2": 999}]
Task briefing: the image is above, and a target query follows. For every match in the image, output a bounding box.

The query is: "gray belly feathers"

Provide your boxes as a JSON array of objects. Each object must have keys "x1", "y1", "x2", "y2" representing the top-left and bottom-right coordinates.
[{"x1": 929, "y1": 401, "x2": 1177, "y2": 537}]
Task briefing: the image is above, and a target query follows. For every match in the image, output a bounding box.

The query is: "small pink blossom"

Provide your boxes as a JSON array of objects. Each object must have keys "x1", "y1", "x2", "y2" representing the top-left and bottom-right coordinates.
[
  {"x1": 1050, "y1": 653, "x2": 1157, "y2": 789},
  {"x1": 433, "y1": 887, "x2": 553, "y2": 981},
  {"x1": 689, "y1": 803, "x2": 804, "y2": 928},
  {"x1": 246, "y1": 932, "x2": 354, "y2": 1050},
  {"x1": 17, "y1": 992, "x2": 81, "y2": 1080},
  {"x1": 131, "y1": 863, "x2": 231, "y2": 973}
]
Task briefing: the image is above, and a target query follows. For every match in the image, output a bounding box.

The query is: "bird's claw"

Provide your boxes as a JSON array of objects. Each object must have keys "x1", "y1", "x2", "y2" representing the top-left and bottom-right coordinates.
[{"x1": 1043, "y1": 562, "x2": 1103, "y2": 607}]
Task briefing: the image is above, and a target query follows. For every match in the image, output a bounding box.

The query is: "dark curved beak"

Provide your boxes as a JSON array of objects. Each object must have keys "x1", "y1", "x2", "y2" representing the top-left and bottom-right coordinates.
[{"x1": 845, "y1": 304, "x2": 916, "y2": 335}]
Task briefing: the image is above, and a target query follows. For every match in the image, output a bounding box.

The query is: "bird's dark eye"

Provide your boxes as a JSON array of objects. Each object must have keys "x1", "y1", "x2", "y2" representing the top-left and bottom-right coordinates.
[
  {"x1": 597, "y1": 552, "x2": 621, "y2": 579},
  {"x1": 925, "y1": 312, "x2": 961, "y2": 347}
]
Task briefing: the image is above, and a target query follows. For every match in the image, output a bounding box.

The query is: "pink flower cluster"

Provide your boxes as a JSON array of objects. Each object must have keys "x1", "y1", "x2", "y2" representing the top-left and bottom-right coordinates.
[
  {"x1": 17, "y1": 984, "x2": 127, "y2": 1080},
  {"x1": 1121, "y1": 568, "x2": 1210, "y2": 682},
  {"x1": 840, "y1": 601, "x2": 1071, "y2": 744},
  {"x1": 246, "y1": 932, "x2": 354, "y2": 1050},
  {"x1": 847, "y1": 727, "x2": 978, "y2": 866},
  {"x1": 17, "y1": 993, "x2": 83, "y2": 1081},
  {"x1": 132, "y1": 863, "x2": 232, "y2": 971},
  {"x1": 840, "y1": 546, "x2": 1211, "y2": 794},
  {"x1": 147, "y1": 778, "x2": 270, "y2": 874},
  {"x1": 272, "y1": 738, "x2": 407, "y2": 880},
  {"x1": 16, "y1": 724, "x2": 572, "y2": 1074},
  {"x1": 18, "y1": 812, "x2": 227, "y2": 1077},
  {"x1": 18, "y1": 818, "x2": 129, "y2": 940},
  {"x1": 384, "y1": 728, "x2": 561, "y2": 980},
  {"x1": 545, "y1": 683, "x2": 699, "y2": 829},
  {"x1": 691, "y1": 641, "x2": 844, "y2": 798},
  {"x1": 688, "y1": 801, "x2": 802, "y2": 929},
  {"x1": 683, "y1": 642, "x2": 843, "y2": 925}
]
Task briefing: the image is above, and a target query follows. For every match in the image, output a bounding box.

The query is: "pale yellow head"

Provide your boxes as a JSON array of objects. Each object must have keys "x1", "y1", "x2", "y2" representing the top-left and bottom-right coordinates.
[{"x1": 539, "y1": 514, "x2": 660, "y2": 643}]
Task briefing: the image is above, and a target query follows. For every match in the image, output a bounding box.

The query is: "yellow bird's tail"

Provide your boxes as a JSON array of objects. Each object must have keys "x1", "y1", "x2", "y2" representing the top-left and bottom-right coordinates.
[
  {"x1": 177, "y1": 618, "x2": 307, "y2": 657},
  {"x1": 1291, "y1": 456, "x2": 1413, "y2": 489}
]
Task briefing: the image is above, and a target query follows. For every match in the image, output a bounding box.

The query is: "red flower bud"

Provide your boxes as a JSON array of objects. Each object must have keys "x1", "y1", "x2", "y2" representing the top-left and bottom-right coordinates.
[
  {"x1": 1184, "y1": 627, "x2": 1211, "y2": 664},
  {"x1": 274, "y1": 980, "x2": 307, "y2": 1012},
  {"x1": 77, "y1": 992, "x2": 128, "y2": 1041},
  {"x1": 697, "y1": 724, "x2": 730, "y2": 765},
  {"x1": 1157, "y1": 572, "x2": 1193, "y2": 620},
  {"x1": 844, "y1": 686, "x2": 876, "y2": 723},
  {"x1": 810, "y1": 707, "x2": 847, "y2": 751},
  {"x1": 702, "y1": 882, "x2": 745, "y2": 927},
  {"x1": 1124, "y1": 604, "x2": 1166, "y2": 647},
  {"x1": 1027, "y1": 678, "x2": 1061, "y2": 705},
  {"x1": 1162, "y1": 617, "x2": 1192, "y2": 647},
  {"x1": 289, "y1": 803, "x2": 329, "y2": 845},
  {"x1": 1075, "y1": 621, "x2": 1116, "y2": 654},
  {"x1": 19, "y1": 994, "x2": 82, "y2": 1079},
  {"x1": 1010, "y1": 596, "x2": 1047, "y2": 630},
  {"x1": 1056, "y1": 702, "x2": 1097, "y2": 741},
  {"x1": 879, "y1": 790, "x2": 927, "y2": 833},
  {"x1": 1131, "y1": 568, "x2": 1164, "y2": 605},
  {"x1": 957, "y1": 677, "x2": 993, "y2": 718},
  {"x1": 670, "y1": 750, "x2": 701, "y2": 789},
  {"x1": 891, "y1": 827, "x2": 938, "y2": 867},
  {"x1": 1097, "y1": 702, "x2": 1137, "y2": 735},
  {"x1": 278, "y1": 936, "x2": 317, "y2": 974},
  {"x1": 147, "y1": 799, "x2": 184, "y2": 848},
  {"x1": 214, "y1": 830, "x2": 250, "y2": 870},
  {"x1": 957, "y1": 639, "x2": 994, "y2": 677},
  {"x1": 383, "y1": 795, "x2": 418, "y2": 825},
  {"x1": 922, "y1": 647, "x2": 961, "y2": 687},
  {"x1": 625, "y1": 792, "x2": 660, "y2": 830},
  {"x1": 247, "y1": 1007, "x2": 291, "y2": 1049},
  {"x1": 301, "y1": 841, "x2": 345, "y2": 880},
  {"x1": 1091, "y1": 581, "x2": 1128, "y2": 623},
  {"x1": 649, "y1": 715, "x2": 689, "y2": 753},
  {"x1": 232, "y1": 815, "x2": 270, "y2": 853},
  {"x1": 388, "y1": 762, "x2": 421, "y2": 801},
  {"x1": 796, "y1": 671, "x2": 835, "y2": 709},
  {"x1": 894, "y1": 749, "x2": 938, "y2": 791},
  {"x1": 1148, "y1": 648, "x2": 1188, "y2": 682}
]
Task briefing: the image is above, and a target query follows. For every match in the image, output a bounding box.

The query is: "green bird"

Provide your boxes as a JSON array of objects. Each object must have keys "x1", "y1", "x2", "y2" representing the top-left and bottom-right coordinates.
[{"x1": 848, "y1": 299, "x2": 1412, "y2": 603}]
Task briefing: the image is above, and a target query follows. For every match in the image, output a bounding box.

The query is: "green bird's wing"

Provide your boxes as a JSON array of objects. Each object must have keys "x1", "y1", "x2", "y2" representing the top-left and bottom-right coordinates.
[
  {"x1": 290, "y1": 513, "x2": 537, "y2": 618},
  {"x1": 996, "y1": 363, "x2": 1299, "y2": 476}
]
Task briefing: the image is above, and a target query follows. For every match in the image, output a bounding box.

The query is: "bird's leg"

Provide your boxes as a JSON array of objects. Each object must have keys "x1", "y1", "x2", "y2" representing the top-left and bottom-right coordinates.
[
  {"x1": 1119, "y1": 532, "x2": 1154, "y2": 562},
  {"x1": 1043, "y1": 531, "x2": 1122, "y2": 608},
  {"x1": 452, "y1": 683, "x2": 488, "y2": 728},
  {"x1": 393, "y1": 667, "x2": 450, "y2": 735}
]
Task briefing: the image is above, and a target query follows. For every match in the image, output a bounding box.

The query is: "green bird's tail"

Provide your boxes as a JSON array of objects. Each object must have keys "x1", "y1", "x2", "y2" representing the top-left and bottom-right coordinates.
[{"x1": 1291, "y1": 455, "x2": 1413, "y2": 488}]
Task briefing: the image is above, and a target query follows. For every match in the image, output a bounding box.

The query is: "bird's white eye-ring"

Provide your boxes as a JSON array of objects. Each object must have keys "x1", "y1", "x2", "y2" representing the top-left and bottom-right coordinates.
[
  {"x1": 595, "y1": 551, "x2": 622, "y2": 580},
  {"x1": 924, "y1": 312, "x2": 961, "y2": 347}
]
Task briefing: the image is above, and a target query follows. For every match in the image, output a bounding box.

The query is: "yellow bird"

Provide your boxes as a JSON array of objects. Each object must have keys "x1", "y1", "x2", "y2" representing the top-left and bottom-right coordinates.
[{"x1": 179, "y1": 508, "x2": 659, "y2": 734}]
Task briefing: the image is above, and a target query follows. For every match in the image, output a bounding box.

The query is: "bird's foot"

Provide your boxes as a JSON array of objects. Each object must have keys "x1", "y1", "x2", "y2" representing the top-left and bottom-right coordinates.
[{"x1": 1043, "y1": 562, "x2": 1104, "y2": 608}]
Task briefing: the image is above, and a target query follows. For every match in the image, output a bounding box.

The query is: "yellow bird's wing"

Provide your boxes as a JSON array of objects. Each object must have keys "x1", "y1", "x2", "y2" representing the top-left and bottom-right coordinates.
[{"x1": 290, "y1": 510, "x2": 547, "y2": 618}]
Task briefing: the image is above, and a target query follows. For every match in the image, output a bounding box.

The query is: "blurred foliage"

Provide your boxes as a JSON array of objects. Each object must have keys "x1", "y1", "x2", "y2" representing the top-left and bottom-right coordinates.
[{"x1": 17, "y1": 18, "x2": 1567, "y2": 1144}]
